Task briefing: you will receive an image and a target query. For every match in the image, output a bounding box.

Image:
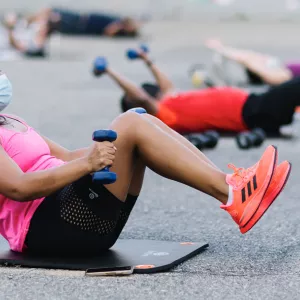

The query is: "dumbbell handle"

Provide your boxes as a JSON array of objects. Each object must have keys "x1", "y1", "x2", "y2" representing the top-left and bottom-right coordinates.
[{"x1": 92, "y1": 130, "x2": 117, "y2": 184}]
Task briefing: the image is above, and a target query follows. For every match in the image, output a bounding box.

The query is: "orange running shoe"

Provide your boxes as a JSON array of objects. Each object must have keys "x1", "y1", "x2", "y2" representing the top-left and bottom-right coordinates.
[
  {"x1": 240, "y1": 161, "x2": 291, "y2": 234},
  {"x1": 221, "y1": 145, "x2": 277, "y2": 228}
]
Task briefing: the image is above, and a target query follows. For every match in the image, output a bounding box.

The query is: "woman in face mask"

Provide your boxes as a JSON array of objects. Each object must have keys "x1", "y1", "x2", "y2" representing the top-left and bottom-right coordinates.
[
  {"x1": 0, "y1": 71, "x2": 290, "y2": 256},
  {"x1": 0, "y1": 70, "x2": 12, "y2": 112}
]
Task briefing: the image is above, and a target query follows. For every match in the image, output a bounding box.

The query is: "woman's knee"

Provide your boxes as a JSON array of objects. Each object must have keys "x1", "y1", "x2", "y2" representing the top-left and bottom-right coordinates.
[
  {"x1": 110, "y1": 111, "x2": 146, "y2": 136},
  {"x1": 141, "y1": 113, "x2": 160, "y2": 123}
]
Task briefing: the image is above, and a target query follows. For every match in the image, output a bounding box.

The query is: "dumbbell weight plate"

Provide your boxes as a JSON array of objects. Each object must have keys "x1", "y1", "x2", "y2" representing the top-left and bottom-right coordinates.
[
  {"x1": 187, "y1": 134, "x2": 209, "y2": 150},
  {"x1": 203, "y1": 131, "x2": 219, "y2": 148},
  {"x1": 93, "y1": 57, "x2": 107, "y2": 76},
  {"x1": 186, "y1": 135, "x2": 199, "y2": 147},
  {"x1": 93, "y1": 171, "x2": 117, "y2": 184},
  {"x1": 251, "y1": 128, "x2": 266, "y2": 147},
  {"x1": 236, "y1": 133, "x2": 251, "y2": 149}
]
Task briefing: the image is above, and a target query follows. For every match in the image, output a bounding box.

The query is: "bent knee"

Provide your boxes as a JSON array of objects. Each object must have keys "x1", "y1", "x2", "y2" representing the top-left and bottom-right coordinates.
[{"x1": 111, "y1": 111, "x2": 145, "y2": 132}]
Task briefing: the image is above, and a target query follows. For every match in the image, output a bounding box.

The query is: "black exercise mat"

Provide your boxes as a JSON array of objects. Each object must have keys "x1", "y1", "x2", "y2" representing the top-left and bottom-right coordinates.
[{"x1": 0, "y1": 239, "x2": 208, "y2": 274}]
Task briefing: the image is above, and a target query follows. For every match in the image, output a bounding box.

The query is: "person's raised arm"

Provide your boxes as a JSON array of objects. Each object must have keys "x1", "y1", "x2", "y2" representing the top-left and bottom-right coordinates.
[
  {"x1": 205, "y1": 38, "x2": 263, "y2": 64},
  {"x1": 139, "y1": 52, "x2": 175, "y2": 96},
  {"x1": 105, "y1": 67, "x2": 159, "y2": 115}
]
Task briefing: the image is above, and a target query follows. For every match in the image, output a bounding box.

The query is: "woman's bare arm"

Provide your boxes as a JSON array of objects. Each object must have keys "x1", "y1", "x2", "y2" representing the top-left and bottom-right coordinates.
[
  {"x1": 42, "y1": 135, "x2": 89, "y2": 161},
  {"x1": 106, "y1": 68, "x2": 159, "y2": 115},
  {"x1": 0, "y1": 145, "x2": 91, "y2": 202},
  {"x1": 0, "y1": 134, "x2": 116, "y2": 202},
  {"x1": 242, "y1": 62, "x2": 292, "y2": 85},
  {"x1": 140, "y1": 53, "x2": 175, "y2": 96}
]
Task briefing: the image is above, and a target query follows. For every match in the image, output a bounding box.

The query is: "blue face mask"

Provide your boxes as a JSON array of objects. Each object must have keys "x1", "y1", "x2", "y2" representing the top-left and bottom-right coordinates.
[{"x1": 0, "y1": 74, "x2": 12, "y2": 112}]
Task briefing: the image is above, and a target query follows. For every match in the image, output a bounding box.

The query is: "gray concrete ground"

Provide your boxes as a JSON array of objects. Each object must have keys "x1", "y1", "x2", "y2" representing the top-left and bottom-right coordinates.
[
  {"x1": 2, "y1": 0, "x2": 300, "y2": 21},
  {"x1": 1, "y1": 22, "x2": 300, "y2": 300}
]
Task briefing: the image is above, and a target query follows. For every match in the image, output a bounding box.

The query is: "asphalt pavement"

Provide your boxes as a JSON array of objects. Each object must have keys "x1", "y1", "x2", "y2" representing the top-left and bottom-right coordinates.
[{"x1": 0, "y1": 21, "x2": 300, "y2": 300}]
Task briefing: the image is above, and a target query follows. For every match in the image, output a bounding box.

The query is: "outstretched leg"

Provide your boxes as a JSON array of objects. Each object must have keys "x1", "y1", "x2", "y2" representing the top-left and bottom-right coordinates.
[
  {"x1": 142, "y1": 114, "x2": 220, "y2": 170},
  {"x1": 105, "y1": 111, "x2": 228, "y2": 204},
  {"x1": 105, "y1": 111, "x2": 279, "y2": 234},
  {"x1": 126, "y1": 113, "x2": 221, "y2": 198}
]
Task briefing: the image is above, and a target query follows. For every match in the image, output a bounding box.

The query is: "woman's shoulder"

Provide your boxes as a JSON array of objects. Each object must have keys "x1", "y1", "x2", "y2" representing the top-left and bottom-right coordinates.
[{"x1": 2, "y1": 114, "x2": 28, "y2": 124}]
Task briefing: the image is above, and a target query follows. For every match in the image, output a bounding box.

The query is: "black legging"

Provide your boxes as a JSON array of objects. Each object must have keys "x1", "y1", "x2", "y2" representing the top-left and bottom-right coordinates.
[
  {"x1": 25, "y1": 175, "x2": 138, "y2": 256},
  {"x1": 242, "y1": 77, "x2": 300, "y2": 134}
]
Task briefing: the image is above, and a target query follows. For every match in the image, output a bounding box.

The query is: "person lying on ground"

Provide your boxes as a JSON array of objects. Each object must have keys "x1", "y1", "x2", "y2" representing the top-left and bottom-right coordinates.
[
  {"x1": 1, "y1": 8, "x2": 140, "y2": 58},
  {"x1": 26, "y1": 7, "x2": 140, "y2": 37},
  {"x1": 96, "y1": 50, "x2": 300, "y2": 137},
  {"x1": 205, "y1": 38, "x2": 300, "y2": 86}
]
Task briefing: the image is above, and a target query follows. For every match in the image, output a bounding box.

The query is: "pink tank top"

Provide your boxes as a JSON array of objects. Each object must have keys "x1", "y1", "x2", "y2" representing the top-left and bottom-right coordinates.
[{"x1": 0, "y1": 115, "x2": 65, "y2": 252}]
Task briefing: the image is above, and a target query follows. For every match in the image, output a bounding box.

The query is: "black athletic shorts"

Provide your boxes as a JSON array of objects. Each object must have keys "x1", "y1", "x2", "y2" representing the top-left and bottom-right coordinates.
[
  {"x1": 51, "y1": 8, "x2": 120, "y2": 36},
  {"x1": 51, "y1": 8, "x2": 87, "y2": 34},
  {"x1": 25, "y1": 175, "x2": 137, "y2": 256},
  {"x1": 246, "y1": 69, "x2": 264, "y2": 85},
  {"x1": 242, "y1": 77, "x2": 300, "y2": 134}
]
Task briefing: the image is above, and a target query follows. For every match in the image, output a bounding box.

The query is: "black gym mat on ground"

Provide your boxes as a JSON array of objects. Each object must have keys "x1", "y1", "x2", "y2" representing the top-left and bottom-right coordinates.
[{"x1": 0, "y1": 239, "x2": 208, "y2": 274}]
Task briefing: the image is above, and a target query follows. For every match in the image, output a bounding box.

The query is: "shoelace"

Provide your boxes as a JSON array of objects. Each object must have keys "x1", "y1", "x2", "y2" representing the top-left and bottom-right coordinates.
[{"x1": 228, "y1": 163, "x2": 256, "y2": 184}]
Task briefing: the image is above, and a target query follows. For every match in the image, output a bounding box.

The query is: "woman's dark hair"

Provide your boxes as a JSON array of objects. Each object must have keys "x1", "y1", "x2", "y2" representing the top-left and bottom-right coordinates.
[
  {"x1": 115, "y1": 18, "x2": 139, "y2": 37},
  {"x1": 114, "y1": 29, "x2": 139, "y2": 38},
  {"x1": 0, "y1": 115, "x2": 7, "y2": 126},
  {"x1": 120, "y1": 83, "x2": 160, "y2": 112}
]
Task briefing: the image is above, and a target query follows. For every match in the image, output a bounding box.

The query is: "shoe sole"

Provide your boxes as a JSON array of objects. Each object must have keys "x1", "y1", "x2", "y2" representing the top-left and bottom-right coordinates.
[
  {"x1": 239, "y1": 145, "x2": 278, "y2": 227},
  {"x1": 240, "y1": 162, "x2": 292, "y2": 234}
]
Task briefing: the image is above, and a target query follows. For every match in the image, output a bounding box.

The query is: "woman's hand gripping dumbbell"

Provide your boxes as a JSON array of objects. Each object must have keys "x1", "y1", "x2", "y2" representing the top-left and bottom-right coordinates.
[
  {"x1": 126, "y1": 44, "x2": 149, "y2": 60},
  {"x1": 88, "y1": 109, "x2": 147, "y2": 184},
  {"x1": 86, "y1": 130, "x2": 117, "y2": 184},
  {"x1": 92, "y1": 44, "x2": 149, "y2": 77}
]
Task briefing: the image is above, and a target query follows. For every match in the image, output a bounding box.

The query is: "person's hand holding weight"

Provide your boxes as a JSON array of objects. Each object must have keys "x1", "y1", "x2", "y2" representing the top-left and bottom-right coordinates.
[{"x1": 85, "y1": 141, "x2": 117, "y2": 173}]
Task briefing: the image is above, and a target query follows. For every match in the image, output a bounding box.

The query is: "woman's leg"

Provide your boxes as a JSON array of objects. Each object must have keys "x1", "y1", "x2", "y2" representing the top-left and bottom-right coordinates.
[
  {"x1": 142, "y1": 114, "x2": 220, "y2": 171},
  {"x1": 126, "y1": 114, "x2": 220, "y2": 198},
  {"x1": 127, "y1": 158, "x2": 145, "y2": 197},
  {"x1": 105, "y1": 111, "x2": 229, "y2": 204},
  {"x1": 104, "y1": 110, "x2": 278, "y2": 231}
]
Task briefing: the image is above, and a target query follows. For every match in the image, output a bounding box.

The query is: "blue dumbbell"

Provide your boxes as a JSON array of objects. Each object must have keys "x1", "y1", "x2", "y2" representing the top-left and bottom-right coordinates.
[
  {"x1": 126, "y1": 44, "x2": 149, "y2": 60},
  {"x1": 92, "y1": 130, "x2": 117, "y2": 184},
  {"x1": 128, "y1": 107, "x2": 147, "y2": 114},
  {"x1": 93, "y1": 57, "x2": 108, "y2": 76}
]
